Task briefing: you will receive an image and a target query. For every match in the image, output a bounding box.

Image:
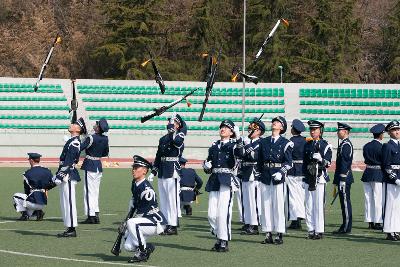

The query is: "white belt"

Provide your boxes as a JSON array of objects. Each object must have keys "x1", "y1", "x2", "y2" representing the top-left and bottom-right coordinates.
[
  {"x1": 391, "y1": 165, "x2": 400, "y2": 170},
  {"x1": 293, "y1": 160, "x2": 303, "y2": 164},
  {"x1": 86, "y1": 155, "x2": 101, "y2": 160},
  {"x1": 212, "y1": 168, "x2": 233, "y2": 174},
  {"x1": 264, "y1": 163, "x2": 282, "y2": 168},
  {"x1": 31, "y1": 189, "x2": 46, "y2": 193},
  {"x1": 366, "y1": 165, "x2": 381, "y2": 169},
  {"x1": 181, "y1": 186, "x2": 194, "y2": 191},
  {"x1": 161, "y1": 157, "x2": 179, "y2": 162},
  {"x1": 242, "y1": 162, "x2": 257, "y2": 166}
]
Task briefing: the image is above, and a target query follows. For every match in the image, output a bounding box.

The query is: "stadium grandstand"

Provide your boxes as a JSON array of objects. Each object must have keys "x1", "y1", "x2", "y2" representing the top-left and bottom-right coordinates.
[{"x1": 0, "y1": 77, "x2": 398, "y2": 163}]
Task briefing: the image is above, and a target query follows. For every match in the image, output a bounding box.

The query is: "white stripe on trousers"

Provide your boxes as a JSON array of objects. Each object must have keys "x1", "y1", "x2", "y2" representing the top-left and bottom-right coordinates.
[
  {"x1": 59, "y1": 180, "x2": 77, "y2": 227},
  {"x1": 208, "y1": 185, "x2": 233, "y2": 241},
  {"x1": 260, "y1": 181, "x2": 286, "y2": 233},
  {"x1": 286, "y1": 176, "x2": 306, "y2": 220},
  {"x1": 363, "y1": 182, "x2": 383, "y2": 223},
  {"x1": 383, "y1": 183, "x2": 400, "y2": 233},
  {"x1": 242, "y1": 181, "x2": 261, "y2": 225},
  {"x1": 158, "y1": 178, "x2": 180, "y2": 226},
  {"x1": 12, "y1": 193, "x2": 45, "y2": 216},
  {"x1": 83, "y1": 170, "x2": 102, "y2": 216},
  {"x1": 124, "y1": 217, "x2": 158, "y2": 251},
  {"x1": 236, "y1": 181, "x2": 243, "y2": 223},
  {"x1": 305, "y1": 183, "x2": 325, "y2": 233}
]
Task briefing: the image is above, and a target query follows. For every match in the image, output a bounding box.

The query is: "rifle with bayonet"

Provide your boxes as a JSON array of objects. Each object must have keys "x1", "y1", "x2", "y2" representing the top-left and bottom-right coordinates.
[{"x1": 69, "y1": 79, "x2": 78, "y2": 123}]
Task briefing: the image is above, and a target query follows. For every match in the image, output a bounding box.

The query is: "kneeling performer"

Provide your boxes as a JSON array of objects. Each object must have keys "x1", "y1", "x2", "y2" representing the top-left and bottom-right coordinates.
[{"x1": 122, "y1": 155, "x2": 167, "y2": 263}]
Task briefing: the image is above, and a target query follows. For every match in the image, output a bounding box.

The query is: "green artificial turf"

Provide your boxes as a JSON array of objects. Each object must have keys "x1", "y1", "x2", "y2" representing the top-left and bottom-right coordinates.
[{"x1": 0, "y1": 167, "x2": 399, "y2": 267}]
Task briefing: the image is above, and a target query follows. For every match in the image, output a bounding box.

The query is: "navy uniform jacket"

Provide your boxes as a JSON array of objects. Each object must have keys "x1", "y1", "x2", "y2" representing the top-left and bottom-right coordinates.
[
  {"x1": 153, "y1": 128, "x2": 186, "y2": 179},
  {"x1": 180, "y1": 168, "x2": 203, "y2": 202},
  {"x1": 205, "y1": 139, "x2": 238, "y2": 192},
  {"x1": 80, "y1": 133, "x2": 109, "y2": 172},
  {"x1": 258, "y1": 136, "x2": 293, "y2": 185},
  {"x1": 303, "y1": 139, "x2": 332, "y2": 184},
  {"x1": 334, "y1": 138, "x2": 354, "y2": 185},
  {"x1": 23, "y1": 166, "x2": 53, "y2": 205},
  {"x1": 288, "y1": 135, "x2": 306, "y2": 177},
  {"x1": 361, "y1": 139, "x2": 384, "y2": 182},
  {"x1": 382, "y1": 139, "x2": 400, "y2": 185},
  {"x1": 130, "y1": 179, "x2": 167, "y2": 225},
  {"x1": 56, "y1": 136, "x2": 81, "y2": 182},
  {"x1": 235, "y1": 137, "x2": 261, "y2": 182}
]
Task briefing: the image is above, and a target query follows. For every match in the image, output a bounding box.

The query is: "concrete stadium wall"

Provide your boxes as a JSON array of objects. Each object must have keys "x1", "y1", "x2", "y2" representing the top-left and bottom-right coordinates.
[{"x1": 0, "y1": 76, "x2": 398, "y2": 162}]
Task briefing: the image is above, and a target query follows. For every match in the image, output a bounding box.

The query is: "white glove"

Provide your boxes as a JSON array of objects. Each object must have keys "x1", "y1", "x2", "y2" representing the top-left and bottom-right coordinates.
[
  {"x1": 233, "y1": 126, "x2": 241, "y2": 139},
  {"x1": 203, "y1": 160, "x2": 212, "y2": 170},
  {"x1": 51, "y1": 175, "x2": 62, "y2": 186},
  {"x1": 395, "y1": 179, "x2": 400, "y2": 186},
  {"x1": 302, "y1": 182, "x2": 306, "y2": 189},
  {"x1": 312, "y1": 153, "x2": 323, "y2": 162},
  {"x1": 147, "y1": 173, "x2": 155, "y2": 182},
  {"x1": 63, "y1": 135, "x2": 70, "y2": 143},
  {"x1": 339, "y1": 181, "x2": 346, "y2": 192},
  {"x1": 272, "y1": 172, "x2": 282, "y2": 182},
  {"x1": 62, "y1": 174, "x2": 69, "y2": 183},
  {"x1": 243, "y1": 137, "x2": 251, "y2": 145}
]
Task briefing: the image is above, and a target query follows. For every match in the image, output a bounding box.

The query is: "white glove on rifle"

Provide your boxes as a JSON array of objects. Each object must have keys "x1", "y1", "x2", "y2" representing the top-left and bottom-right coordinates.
[
  {"x1": 312, "y1": 153, "x2": 323, "y2": 162},
  {"x1": 272, "y1": 172, "x2": 282, "y2": 182},
  {"x1": 147, "y1": 173, "x2": 155, "y2": 182},
  {"x1": 233, "y1": 126, "x2": 241, "y2": 139},
  {"x1": 203, "y1": 160, "x2": 212, "y2": 170},
  {"x1": 339, "y1": 181, "x2": 346, "y2": 192},
  {"x1": 395, "y1": 179, "x2": 400, "y2": 186},
  {"x1": 51, "y1": 175, "x2": 62, "y2": 186},
  {"x1": 243, "y1": 137, "x2": 251, "y2": 146}
]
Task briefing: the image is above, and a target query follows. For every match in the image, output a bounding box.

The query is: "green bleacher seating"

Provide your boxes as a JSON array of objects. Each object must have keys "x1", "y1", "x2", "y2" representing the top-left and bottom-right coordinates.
[
  {"x1": 300, "y1": 88, "x2": 399, "y2": 99},
  {"x1": 86, "y1": 106, "x2": 284, "y2": 113},
  {"x1": 0, "y1": 105, "x2": 69, "y2": 110}
]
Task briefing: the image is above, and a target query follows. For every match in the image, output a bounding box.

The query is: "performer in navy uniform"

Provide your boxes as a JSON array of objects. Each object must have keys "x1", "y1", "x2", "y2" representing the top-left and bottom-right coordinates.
[
  {"x1": 54, "y1": 117, "x2": 86, "y2": 238},
  {"x1": 303, "y1": 120, "x2": 332, "y2": 239},
  {"x1": 259, "y1": 116, "x2": 293, "y2": 245},
  {"x1": 80, "y1": 118, "x2": 109, "y2": 224},
  {"x1": 287, "y1": 119, "x2": 306, "y2": 229},
  {"x1": 179, "y1": 157, "x2": 203, "y2": 216},
  {"x1": 12, "y1": 153, "x2": 54, "y2": 221},
  {"x1": 361, "y1": 123, "x2": 385, "y2": 230},
  {"x1": 382, "y1": 120, "x2": 400, "y2": 241},
  {"x1": 236, "y1": 117, "x2": 265, "y2": 235},
  {"x1": 147, "y1": 113, "x2": 186, "y2": 235},
  {"x1": 123, "y1": 155, "x2": 166, "y2": 263},
  {"x1": 333, "y1": 122, "x2": 354, "y2": 234},
  {"x1": 204, "y1": 119, "x2": 240, "y2": 252}
]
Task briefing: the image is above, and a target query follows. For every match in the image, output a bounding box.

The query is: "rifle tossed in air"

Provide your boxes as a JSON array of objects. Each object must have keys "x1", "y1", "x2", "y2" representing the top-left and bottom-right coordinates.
[
  {"x1": 248, "y1": 113, "x2": 264, "y2": 138},
  {"x1": 140, "y1": 88, "x2": 198, "y2": 123},
  {"x1": 69, "y1": 79, "x2": 78, "y2": 123},
  {"x1": 34, "y1": 35, "x2": 62, "y2": 92},
  {"x1": 141, "y1": 51, "x2": 166, "y2": 94},
  {"x1": 198, "y1": 48, "x2": 222, "y2": 122}
]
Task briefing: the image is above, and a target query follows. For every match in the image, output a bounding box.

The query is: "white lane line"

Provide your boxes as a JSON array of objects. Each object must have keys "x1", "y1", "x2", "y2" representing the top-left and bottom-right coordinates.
[
  {"x1": 0, "y1": 221, "x2": 14, "y2": 224},
  {"x1": 0, "y1": 228, "x2": 108, "y2": 232},
  {"x1": 0, "y1": 249, "x2": 159, "y2": 267},
  {"x1": 103, "y1": 214, "x2": 118, "y2": 216}
]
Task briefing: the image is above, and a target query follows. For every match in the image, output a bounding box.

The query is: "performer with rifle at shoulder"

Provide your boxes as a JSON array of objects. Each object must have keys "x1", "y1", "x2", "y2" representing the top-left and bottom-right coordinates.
[
  {"x1": 303, "y1": 120, "x2": 332, "y2": 240},
  {"x1": 111, "y1": 155, "x2": 166, "y2": 263}
]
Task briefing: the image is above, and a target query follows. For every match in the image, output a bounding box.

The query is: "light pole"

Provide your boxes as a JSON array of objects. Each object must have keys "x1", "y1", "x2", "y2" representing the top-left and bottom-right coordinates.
[
  {"x1": 241, "y1": 0, "x2": 246, "y2": 135},
  {"x1": 278, "y1": 65, "x2": 283, "y2": 83}
]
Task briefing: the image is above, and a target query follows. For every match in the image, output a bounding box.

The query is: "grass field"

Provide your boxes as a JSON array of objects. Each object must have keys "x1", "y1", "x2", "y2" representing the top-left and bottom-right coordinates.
[{"x1": 1, "y1": 167, "x2": 399, "y2": 267}]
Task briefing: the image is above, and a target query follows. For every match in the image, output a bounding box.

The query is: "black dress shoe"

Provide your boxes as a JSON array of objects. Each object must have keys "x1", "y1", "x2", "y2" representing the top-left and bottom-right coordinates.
[
  {"x1": 261, "y1": 232, "x2": 274, "y2": 244},
  {"x1": 288, "y1": 220, "x2": 301, "y2": 229},
  {"x1": 164, "y1": 226, "x2": 178, "y2": 235},
  {"x1": 274, "y1": 233, "x2": 283, "y2": 245},
  {"x1": 128, "y1": 250, "x2": 149, "y2": 263},
  {"x1": 36, "y1": 210, "x2": 45, "y2": 221},
  {"x1": 146, "y1": 243, "x2": 155, "y2": 254},
  {"x1": 307, "y1": 231, "x2": 315, "y2": 239},
  {"x1": 239, "y1": 224, "x2": 249, "y2": 231},
  {"x1": 18, "y1": 212, "x2": 29, "y2": 221},
  {"x1": 386, "y1": 233, "x2": 398, "y2": 241},
  {"x1": 81, "y1": 216, "x2": 97, "y2": 224},
  {"x1": 374, "y1": 223, "x2": 383, "y2": 230},
  {"x1": 211, "y1": 240, "x2": 221, "y2": 251},
  {"x1": 216, "y1": 240, "x2": 229, "y2": 252},
  {"x1": 241, "y1": 225, "x2": 259, "y2": 235},
  {"x1": 368, "y1": 222, "x2": 374, "y2": 229},
  {"x1": 95, "y1": 212, "x2": 100, "y2": 224},
  {"x1": 57, "y1": 228, "x2": 77, "y2": 238},
  {"x1": 313, "y1": 233, "x2": 323, "y2": 240},
  {"x1": 332, "y1": 229, "x2": 347, "y2": 235}
]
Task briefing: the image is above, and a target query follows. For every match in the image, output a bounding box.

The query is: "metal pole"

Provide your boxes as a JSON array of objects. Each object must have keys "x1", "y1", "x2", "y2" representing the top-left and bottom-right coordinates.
[
  {"x1": 279, "y1": 65, "x2": 283, "y2": 83},
  {"x1": 241, "y1": 0, "x2": 246, "y2": 135}
]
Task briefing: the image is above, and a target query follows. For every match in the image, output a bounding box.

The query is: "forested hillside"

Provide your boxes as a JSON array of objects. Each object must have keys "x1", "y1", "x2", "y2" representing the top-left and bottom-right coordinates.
[{"x1": 0, "y1": 0, "x2": 398, "y2": 83}]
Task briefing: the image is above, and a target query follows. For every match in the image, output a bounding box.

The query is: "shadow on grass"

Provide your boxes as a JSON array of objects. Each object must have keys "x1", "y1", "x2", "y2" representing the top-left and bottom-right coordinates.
[
  {"x1": 153, "y1": 242, "x2": 211, "y2": 252},
  {"x1": 12, "y1": 229, "x2": 56, "y2": 237},
  {"x1": 76, "y1": 253, "x2": 131, "y2": 263}
]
